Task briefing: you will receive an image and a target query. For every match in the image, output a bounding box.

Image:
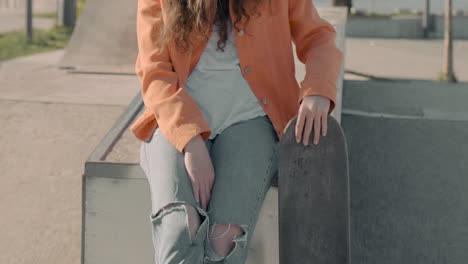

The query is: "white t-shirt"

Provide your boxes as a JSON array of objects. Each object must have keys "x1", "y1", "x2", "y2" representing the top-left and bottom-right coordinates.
[{"x1": 185, "y1": 20, "x2": 266, "y2": 140}]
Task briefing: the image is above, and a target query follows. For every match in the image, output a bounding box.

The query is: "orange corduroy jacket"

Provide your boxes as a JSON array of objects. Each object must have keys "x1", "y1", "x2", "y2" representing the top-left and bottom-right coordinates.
[{"x1": 129, "y1": 0, "x2": 343, "y2": 153}]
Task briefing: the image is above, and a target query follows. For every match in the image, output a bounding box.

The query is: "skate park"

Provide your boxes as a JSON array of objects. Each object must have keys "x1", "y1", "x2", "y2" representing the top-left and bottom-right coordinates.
[{"x1": 1, "y1": 0, "x2": 468, "y2": 263}]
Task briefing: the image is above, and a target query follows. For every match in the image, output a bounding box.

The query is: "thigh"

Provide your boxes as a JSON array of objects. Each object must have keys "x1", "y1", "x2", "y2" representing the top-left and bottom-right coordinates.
[
  {"x1": 206, "y1": 115, "x2": 279, "y2": 227},
  {"x1": 139, "y1": 126, "x2": 214, "y2": 217}
]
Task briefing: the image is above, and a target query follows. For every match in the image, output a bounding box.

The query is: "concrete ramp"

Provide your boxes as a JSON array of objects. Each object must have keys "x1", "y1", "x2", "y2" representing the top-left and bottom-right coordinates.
[{"x1": 57, "y1": 0, "x2": 137, "y2": 74}]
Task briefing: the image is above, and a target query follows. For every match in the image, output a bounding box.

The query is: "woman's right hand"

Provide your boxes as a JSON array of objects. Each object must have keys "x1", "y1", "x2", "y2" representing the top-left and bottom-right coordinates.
[{"x1": 183, "y1": 135, "x2": 215, "y2": 211}]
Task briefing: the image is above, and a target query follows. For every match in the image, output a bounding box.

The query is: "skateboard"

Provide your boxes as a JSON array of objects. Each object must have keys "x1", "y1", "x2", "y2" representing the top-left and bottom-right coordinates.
[{"x1": 278, "y1": 114, "x2": 351, "y2": 264}]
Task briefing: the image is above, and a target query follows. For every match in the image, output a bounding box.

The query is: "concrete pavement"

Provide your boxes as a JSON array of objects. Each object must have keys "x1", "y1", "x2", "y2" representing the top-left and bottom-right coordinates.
[
  {"x1": 0, "y1": 13, "x2": 55, "y2": 33},
  {"x1": 0, "y1": 0, "x2": 57, "y2": 33},
  {"x1": 0, "y1": 50, "x2": 139, "y2": 264},
  {"x1": 345, "y1": 38, "x2": 468, "y2": 82}
]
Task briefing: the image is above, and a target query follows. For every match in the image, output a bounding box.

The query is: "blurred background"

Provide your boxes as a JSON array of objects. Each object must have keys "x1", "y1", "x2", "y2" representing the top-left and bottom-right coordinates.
[
  {"x1": 0, "y1": 0, "x2": 467, "y2": 264},
  {"x1": 318, "y1": 0, "x2": 468, "y2": 14}
]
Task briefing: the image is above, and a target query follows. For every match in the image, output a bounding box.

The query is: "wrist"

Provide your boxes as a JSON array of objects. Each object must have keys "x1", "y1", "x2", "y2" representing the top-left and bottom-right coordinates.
[{"x1": 184, "y1": 134, "x2": 203, "y2": 153}]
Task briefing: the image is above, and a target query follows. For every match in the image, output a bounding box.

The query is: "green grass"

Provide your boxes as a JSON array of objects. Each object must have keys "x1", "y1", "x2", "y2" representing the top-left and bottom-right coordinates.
[
  {"x1": 437, "y1": 72, "x2": 449, "y2": 82},
  {"x1": 0, "y1": 0, "x2": 87, "y2": 62},
  {"x1": 437, "y1": 71, "x2": 459, "y2": 83},
  {"x1": 77, "y1": 0, "x2": 87, "y2": 19},
  {"x1": 0, "y1": 24, "x2": 73, "y2": 61}
]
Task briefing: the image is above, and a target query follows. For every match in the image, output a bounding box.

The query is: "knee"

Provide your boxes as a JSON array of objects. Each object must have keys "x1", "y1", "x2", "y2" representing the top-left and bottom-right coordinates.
[
  {"x1": 183, "y1": 204, "x2": 202, "y2": 240},
  {"x1": 150, "y1": 202, "x2": 208, "y2": 263},
  {"x1": 152, "y1": 202, "x2": 205, "y2": 242},
  {"x1": 208, "y1": 223, "x2": 247, "y2": 258}
]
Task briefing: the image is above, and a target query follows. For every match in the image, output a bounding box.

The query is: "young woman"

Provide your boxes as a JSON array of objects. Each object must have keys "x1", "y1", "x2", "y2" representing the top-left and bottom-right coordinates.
[{"x1": 131, "y1": 0, "x2": 343, "y2": 263}]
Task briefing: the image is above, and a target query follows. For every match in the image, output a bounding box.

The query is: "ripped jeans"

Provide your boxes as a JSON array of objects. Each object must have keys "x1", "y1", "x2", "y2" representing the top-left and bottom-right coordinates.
[{"x1": 139, "y1": 115, "x2": 279, "y2": 264}]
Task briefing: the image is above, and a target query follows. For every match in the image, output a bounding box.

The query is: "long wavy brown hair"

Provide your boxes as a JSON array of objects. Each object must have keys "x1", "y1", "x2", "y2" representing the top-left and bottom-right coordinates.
[{"x1": 157, "y1": 0, "x2": 272, "y2": 54}]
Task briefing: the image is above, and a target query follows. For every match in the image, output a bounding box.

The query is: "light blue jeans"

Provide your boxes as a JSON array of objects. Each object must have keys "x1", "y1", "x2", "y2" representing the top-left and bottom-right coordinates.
[{"x1": 139, "y1": 115, "x2": 279, "y2": 264}]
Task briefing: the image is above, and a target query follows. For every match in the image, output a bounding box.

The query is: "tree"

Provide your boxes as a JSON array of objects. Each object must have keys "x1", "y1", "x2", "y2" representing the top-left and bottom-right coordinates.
[
  {"x1": 332, "y1": 0, "x2": 352, "y2": 14},
  {"x1": 441, "y1": 0, "x2": 458, "y2": 82}
]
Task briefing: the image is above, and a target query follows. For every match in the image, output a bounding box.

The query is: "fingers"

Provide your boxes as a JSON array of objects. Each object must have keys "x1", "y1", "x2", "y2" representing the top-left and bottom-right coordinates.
[
  {"x1": 302, "y1": 112, "x2": 320, "y2": 146},
  {"x1": 322, "y1": 112, "x2": 328, "y2": 136},
  {"x1": 295, "y1": 106, "x2": 306, "y2": 143},
  {"x1": 206, "y1": 179, "x2": 212, "y2": 205},
  {"x1": 206, "y1": 182, "x2": 212, "y2": 211},
  {"x1": 192, "y1": 183, "x2": 200, "y2": 204},
  {"x1": 204, "y1": 178, "x2": 213, "y2": 211},
  {"x1": 193, "y1": 181, "x2": 208, "y2": 211},
  {"x1": 185, "y1": 152, "x2": 215, "y2": 212},
  {"x1": 296, "y1": 95, "x2": 331, "y2": 146},
  {"x1": 191, "y1": 179, "x2": 213, "y2": 211},
  {"x1": 297, "y1": 106, "x2": 328, "y2": 146},
  {"x1": 313, "y1": 113, "x2": 321, "y2": 145},
  {"x1": 199, "y1": 183, "x2": 207, "y2": 211},
  {"x1": 302, "y1": 113, "x2": 313, "y2": 146}
]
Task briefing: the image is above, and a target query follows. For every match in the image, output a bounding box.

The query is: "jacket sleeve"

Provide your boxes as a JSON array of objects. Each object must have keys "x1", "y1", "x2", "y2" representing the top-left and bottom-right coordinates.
[
  {"x1": 135, "y1": 0, "x2": 211, "y2": 153},
  {"x1": 288, "y1": 0, "x2": 343, "y2": 114}
]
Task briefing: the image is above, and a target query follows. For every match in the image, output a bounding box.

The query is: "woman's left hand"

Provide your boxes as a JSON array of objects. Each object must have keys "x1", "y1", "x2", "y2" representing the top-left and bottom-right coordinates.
[{"x1": 295, "y1": 95, "x2": 330, "y2": 146}]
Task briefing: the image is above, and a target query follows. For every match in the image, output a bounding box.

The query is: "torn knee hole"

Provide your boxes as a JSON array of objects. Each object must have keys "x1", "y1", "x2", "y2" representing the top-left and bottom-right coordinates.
[
  {"x1": 208, "y1": 223, "x2": 247, "y2": 258},
  {"x1": 151, "y1": 202, "x2": 185, "y2": 219},
  {"x1": 209, "y1": 223, "x2": 244, "y2": 239},
  {"x1": 151, "y1": 202, "x2": 207, "y2": 242}
]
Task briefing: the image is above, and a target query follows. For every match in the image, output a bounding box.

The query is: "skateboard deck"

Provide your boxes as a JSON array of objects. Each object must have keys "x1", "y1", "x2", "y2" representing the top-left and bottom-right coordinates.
[{"x1": 278, "y1": 114, "x2": 351, "y2": 264}]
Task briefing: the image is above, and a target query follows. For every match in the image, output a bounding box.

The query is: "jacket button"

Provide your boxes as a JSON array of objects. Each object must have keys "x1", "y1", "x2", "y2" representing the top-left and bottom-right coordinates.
[
  {"x1": 261, "y1": 97, "x2": 267, "y2": 104},
  {"x1": 245, "y1": 66, "x2": 251, "y2": 73},
  {"x1": 238, "y1": 30, "x2": 244, "y2": 36}
]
